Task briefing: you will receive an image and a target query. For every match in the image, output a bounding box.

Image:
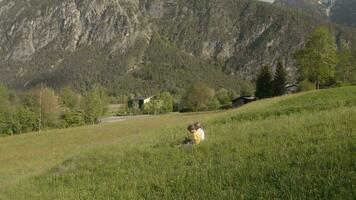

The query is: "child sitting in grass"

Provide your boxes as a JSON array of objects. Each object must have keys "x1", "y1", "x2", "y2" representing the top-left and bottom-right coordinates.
[
  {"x1": 194, "y1": 122, "x2": 205, "y2": 141},
  {"x1": 182, "y1": 124, "x2": 201, "y2": 145}
]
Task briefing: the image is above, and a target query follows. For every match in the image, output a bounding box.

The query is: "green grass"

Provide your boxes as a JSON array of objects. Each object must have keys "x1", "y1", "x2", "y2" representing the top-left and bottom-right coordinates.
[{"x1": 1, "y1": 87, "x2": 355, "y2": 199}]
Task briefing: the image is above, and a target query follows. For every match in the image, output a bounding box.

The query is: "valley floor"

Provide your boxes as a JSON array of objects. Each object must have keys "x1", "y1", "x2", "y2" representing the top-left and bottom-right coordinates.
[{"x1": 0, "y1": 87, "x2": 355, "y2": 199}]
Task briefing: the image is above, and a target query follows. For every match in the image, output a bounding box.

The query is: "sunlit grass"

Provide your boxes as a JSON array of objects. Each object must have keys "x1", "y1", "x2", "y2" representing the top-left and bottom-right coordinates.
[
  {"x1": 1, "y1": 87, "x2": 355, "y2": 199},
  {"x1": 0, "y1": 111, "x2": 225, "y2": 197}
]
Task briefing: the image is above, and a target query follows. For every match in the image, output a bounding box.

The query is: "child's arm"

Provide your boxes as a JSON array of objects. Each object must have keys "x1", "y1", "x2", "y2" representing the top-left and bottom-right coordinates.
[{"x1": 192, "y1": 131, "x2": 201, "y2": 144}]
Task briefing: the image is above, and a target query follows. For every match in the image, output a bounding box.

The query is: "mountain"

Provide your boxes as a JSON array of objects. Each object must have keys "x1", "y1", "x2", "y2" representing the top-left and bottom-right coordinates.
[
  {"x1": 275, "y1": 0, "x2": 356, "y2": 27},
  {"x1": 274, "y1": 0, "x2": 327, "y2": 17},
  {"x1": 0, "y1": 0, "x2": 355, "y2": 95},
  {"x1": 329, "y1": 0, "x2": 356, "y2": 27}
]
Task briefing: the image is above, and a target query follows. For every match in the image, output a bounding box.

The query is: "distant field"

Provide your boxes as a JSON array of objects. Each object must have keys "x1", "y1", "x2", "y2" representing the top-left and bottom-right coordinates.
[{"x1": 1, "y1": 87, "x2": 355, "y2": 199}]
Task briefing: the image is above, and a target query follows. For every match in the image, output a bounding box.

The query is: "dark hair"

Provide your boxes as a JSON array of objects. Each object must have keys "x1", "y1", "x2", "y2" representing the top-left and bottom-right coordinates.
[
  {"x1": 187, "y1": 124, "x2": 195, "y2": 131},
  {"x1": 194, "y1": 122, "x2": 202, "y2": 129}
]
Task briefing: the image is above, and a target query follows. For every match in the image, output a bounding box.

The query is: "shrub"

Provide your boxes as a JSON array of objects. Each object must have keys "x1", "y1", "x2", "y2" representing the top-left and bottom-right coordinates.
[
  {"x1": 60, "y1": 109, "x2": 85, "y2": 128},
  {"x1": 298, "y1": 80, "x2": 315, "y2": 92}
]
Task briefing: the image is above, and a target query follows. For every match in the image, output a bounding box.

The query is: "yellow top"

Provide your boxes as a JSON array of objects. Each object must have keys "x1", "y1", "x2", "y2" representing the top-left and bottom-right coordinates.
[{"x1": 192, "y1": 131, "x2": 201, "y2": 144}]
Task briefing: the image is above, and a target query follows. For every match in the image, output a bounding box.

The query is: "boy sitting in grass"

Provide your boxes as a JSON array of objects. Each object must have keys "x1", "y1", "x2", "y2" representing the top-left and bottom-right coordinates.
[{"x1": 182, "y1": 124, "x2": 202, "y2": 145}]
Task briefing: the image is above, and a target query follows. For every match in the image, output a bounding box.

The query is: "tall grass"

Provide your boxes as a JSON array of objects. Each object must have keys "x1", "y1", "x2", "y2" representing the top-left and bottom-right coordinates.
[
  {"x1": 1, "y1": 87, "x2": 356, "y2": 199},
  {"x1": 0, "y1": 111, "x2": 225, "y2": 198}
]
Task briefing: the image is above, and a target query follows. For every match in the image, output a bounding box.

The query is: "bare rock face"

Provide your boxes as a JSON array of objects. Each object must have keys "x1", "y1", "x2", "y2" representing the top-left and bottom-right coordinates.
[
  {"x1": 0, "y1": 0, "x2": 355, "y2": 93},
  {"x1": 275, "y1": 0, "x2": 356, "y2": 27},
  {"x1": 0, "y1": 0, "x2": 145, "y2": 61}
]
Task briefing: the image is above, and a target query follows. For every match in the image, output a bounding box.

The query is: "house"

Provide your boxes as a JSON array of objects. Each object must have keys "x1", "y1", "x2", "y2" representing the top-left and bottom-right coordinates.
[
  {"x1": 232, "y1": 96, "x2": 256, "y2": 108},
  {"x1": 128, "y1": 96, "x2": 153, "y2": 109},
  {"x1": 285, "y1": 84, "x2": 298, "y2": 94}
]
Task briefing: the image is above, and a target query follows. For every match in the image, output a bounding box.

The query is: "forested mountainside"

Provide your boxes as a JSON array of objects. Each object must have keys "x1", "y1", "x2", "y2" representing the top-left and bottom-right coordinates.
[
  {"x1": 0, "y1": 0, "x2": 356, "y2": 95},
  {"x1": 275, "y1": 0, "x2": 356, "y2": 27}
]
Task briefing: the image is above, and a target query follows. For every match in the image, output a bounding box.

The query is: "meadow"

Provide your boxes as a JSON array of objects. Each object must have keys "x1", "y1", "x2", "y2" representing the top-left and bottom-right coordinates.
[{"x1": 1, "y1": 86, "x2": 355, "y2": 199}]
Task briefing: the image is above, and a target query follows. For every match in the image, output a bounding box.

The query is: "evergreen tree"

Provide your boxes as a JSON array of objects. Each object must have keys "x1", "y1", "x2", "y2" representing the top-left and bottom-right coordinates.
[
  {"x1": 255, "y1": 65, "x2": 273, "y2": 99},
  {"x1": 295, "y1": 26, "x2": 338, "y2": 89},
  {"x1": 273, "y1": 61, "x2": 288, "y2": 96}
]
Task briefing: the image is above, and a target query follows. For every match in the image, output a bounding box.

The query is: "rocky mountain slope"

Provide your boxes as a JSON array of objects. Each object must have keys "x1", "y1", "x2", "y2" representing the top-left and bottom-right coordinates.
[
  {"x1": 275, "y1": 0, "x2": 356, "y2": 27},
  {"x1": 329, "y1": 0, "x2": 356, "y2": 27},
  {"x1": 0, "y1": 0, "x2": 355, "y2": 95}
]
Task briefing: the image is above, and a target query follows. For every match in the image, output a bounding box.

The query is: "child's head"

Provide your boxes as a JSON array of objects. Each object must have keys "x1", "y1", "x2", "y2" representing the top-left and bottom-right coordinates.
[
  {"x1": 187, "y1": 124, "x2": 196, "y2": 133},
  {"x1": 194, "y1": 122, "x2": 202, "y2": 129}
]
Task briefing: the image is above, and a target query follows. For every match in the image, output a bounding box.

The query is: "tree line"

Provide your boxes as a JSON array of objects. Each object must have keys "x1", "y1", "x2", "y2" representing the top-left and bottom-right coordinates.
[
  {"x1": 119, "y1": 82, "x2": 239, "y2": 116},
  {"x1": 296, "y1": 26, "x2": 356, "y2": 89},
  {"x1": 0, "y1": 85, "x2": 108, "y2": 135},
  {"x1": 255, "y1": 26, "x2": 356, "y2": 99}
]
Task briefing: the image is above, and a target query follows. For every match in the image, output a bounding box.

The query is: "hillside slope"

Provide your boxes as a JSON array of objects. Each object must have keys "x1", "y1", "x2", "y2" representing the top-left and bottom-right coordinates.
[
  {"x1": 0, "y1": 0, "x2": 356, "y2": 94},
  {"x1": 275, "y1": 0, "x2": 356, "y2": 27},
  {"x1": 330, "y1": 0, "x2": 356, "y2": 27},
  {"x1": 1, "y1": 86, "x2": 355, "y2": 199}
]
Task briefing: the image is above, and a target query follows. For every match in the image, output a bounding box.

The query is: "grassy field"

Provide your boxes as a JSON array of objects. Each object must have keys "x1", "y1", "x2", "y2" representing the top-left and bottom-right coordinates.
[{"x1": 1, "y1": 87, "x2": 355, "y2": 199}]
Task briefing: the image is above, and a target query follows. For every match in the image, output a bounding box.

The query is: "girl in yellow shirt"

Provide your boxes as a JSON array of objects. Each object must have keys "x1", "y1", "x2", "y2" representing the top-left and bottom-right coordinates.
[{"x1": 185, "y1": 124, "x2": 201, "y2": 145}]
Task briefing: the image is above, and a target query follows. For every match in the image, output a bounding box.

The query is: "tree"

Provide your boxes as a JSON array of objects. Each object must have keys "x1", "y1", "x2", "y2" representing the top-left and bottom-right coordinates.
[
  {"x1": 39, "y1": 87, "x2": 61, "y2": 128},
  {"x1": 206, "y1": 97, "x2": 220, "y2": 110},
  {"x1": 273, "y1": 61, "x2": 288, "y2": 96},
  {"x1": 59, "y1": 86, "x2": 81, "y2": 110},
  {"x1": 336, "y1": 44, "x2": 356, "y2": 85},
  {"x1": 156, "y1": 92, "x2": 174, "y2": 113},
  {"x1": 255, "y1": 65, "x2": 273, "y2": 99},
  {"x1": 143, "y1": 99, "x2": 163, "y2": 115},
  {"x1": 239, "y1": 81, "x2": 255, "y2": 96},
  {"x1": 82, "y1": 86, "x2": 108, "y2": 124},
  {"x1": 14, "y1": 106, "x2": 38, "y2": 133},
  {"x1": 295, "y1": 26, "x2": 338, "y2": 89},
  {"x1": 144, "y1": 92, "x2": 174, "y2": 115},
  {"x1": 215, "y1": 88, "x2": 233, "y2": 107},
  {"x1": 59, "y1": 87, "x2": 85, "y2": 127},
  {"x1": 18, "y1": 91, "x2": 41, "y2": 131},
  {"x1": 182, "y1": 82, "x2": 215, "y2": 111},
  {"x1": 61, "y1": 109, "x2": 85, "y2": 128},
  {"x1": 0, "y1": 84, "x2": 13, "y2": 134}
]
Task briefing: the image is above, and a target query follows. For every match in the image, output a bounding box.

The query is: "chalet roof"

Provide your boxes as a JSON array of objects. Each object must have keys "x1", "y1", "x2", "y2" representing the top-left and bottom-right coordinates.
[
  {"x1": 232, "y1": 96, "x2": 256, "y2": 101},
  {"x1": 130, "y1": 96, "x2": 153, "y2": 101},
  {"x1": 285, "y1": 84, "x2": 298, "y2": 88}
]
